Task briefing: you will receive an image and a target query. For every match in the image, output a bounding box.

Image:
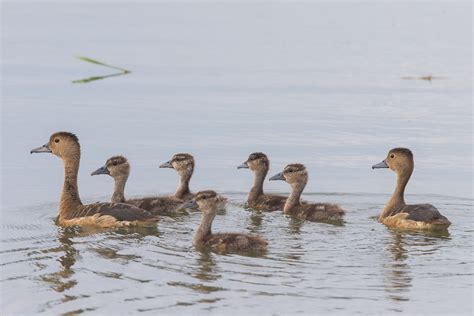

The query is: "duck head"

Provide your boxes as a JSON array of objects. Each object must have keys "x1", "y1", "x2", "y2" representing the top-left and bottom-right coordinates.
[
  {"x1": 372, "y1": 148, "x2": 414, "y2": 176},
  {"x1": 182, "y1": 190, "x2": 219, "y2": 213},
  {"x1": 238, "y1": 152, "x2": 269, "y2": 172},
  {"x1": 159, "y1": 153, "x2": 194, "y2": 176},
  {"x1": 269, "y1": 163, "x2": 308, "y2": 186},
  {"x1": 31, "y1": 131, "x2": 80, "y2": 160},
  {"x1": 91, "y1": 155, "x2": 130, "y2": 178}
]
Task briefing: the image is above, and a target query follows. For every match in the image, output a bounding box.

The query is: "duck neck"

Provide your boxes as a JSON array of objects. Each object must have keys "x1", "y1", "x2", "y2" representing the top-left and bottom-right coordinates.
[
  {"x1": 175, "y1": 167, "x2": 193, "y2": 199},
  {"x1": 248, "y1": 167, "x2": 267, "y2": 203},
  {"x1": 59, "y1": 155, "x2": 83, "y2": 216},
  {"x1": 380, "y1": 171, "x2": 411, "y2": 220},
  {"x1": 284, "y1": 181, "x2": 305, "y2": 214},
  {"x1": 112, "y1": 175, "x2": 128, "y2": 203},
  {"x1": 193, "y1": 209, "x2": 216, "y2": 246}
]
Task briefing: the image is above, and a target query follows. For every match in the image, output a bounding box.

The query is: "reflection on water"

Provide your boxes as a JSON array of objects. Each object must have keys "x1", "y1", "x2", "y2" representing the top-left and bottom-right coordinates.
[
  {"x1": 383, "y1": 228, "x2": 451, "y2": 306},
  {"x1": 193, "y1": 251, "x2": 219, "y2": 282},
  {"x1": 72, "y1": 71, "x2": 130, "y2": 84},
  {"x1": 287, "y1": 216, "x2": 305, "y2": 235},
  {"x1": 384, "y1": 230, "x2": 412, "y2": 304},
  {"x1": 40, "y1": 228, "x2": 78, "y2": 293},
  {"x1": 1, "y1": 193, "x2": 471, "y2": 314},
  {"x1": 247, "y1": 210, "x2": 263, "y2": 231}
]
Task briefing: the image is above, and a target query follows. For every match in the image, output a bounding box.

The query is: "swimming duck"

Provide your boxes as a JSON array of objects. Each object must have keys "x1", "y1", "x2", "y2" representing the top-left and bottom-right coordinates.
[
  {"x1": 91, "y1": 155, "x2": 183, "y2": 216},
  {"x1": 269, "y1": 164, "x2": 345, "y2": 222},
  {"x1": 160, "y1": 153, "x2": 227, "y2": 209},
  {"x1": 184, "y1": 190, "x2": 268, "y2": 253},
  {"x1": 237, "y1": 152, "x2": 287, "y2": 211},
  {"x1": 30, "y1": 132, "x2": 159, "y2": 228},
  {"x1": 159, "y1": 153, "x2": 195, "y2": 200},
  {"x1": 372, "y1": 148, "x2": 451, "y2": 230}
]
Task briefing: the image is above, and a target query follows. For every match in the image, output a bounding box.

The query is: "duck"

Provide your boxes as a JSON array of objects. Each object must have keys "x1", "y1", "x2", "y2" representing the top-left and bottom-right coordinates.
[
  {"x1": 30, "y1": 132, "x2": 159, "y2": 228},
  {"x1": 159, "y1": 153, "x2": 195, "y2": 200},
  {"x1": 372, "y1": 147, "x2": 451, "y2": 230},
  {"x1": 269, "y1": 164, "x2": 345, "y2": 222},
  {"x1": 183, "y1": 190, "x2": 268, "y2": 253},
  {"x1": 160, "y1": 153, "x2": 227, "y2": 209},
  {"x1": 237, "y1": 152, "x2": 287, "y2": 211},
  {"x1": 91, "y1": 155, "x2": 184, "y2": 216}
]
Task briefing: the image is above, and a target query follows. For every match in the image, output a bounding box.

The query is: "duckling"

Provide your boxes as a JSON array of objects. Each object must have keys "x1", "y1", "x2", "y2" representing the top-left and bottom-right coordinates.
[
  {"x1": 160, "y1": 153, "x2": 227, "y2": 209},
  {"x1": 269, "y1": 164, "x2": 345, "y2": 222},
  {"x1": 159, "y1": 153, "x2": 195, "y2": 200},
  {"x1": 237, "y1": 152, "x2": 287, "y2": 211},
  {"x1": 183, "y1": 190, "x2": 268, "y2": 253},
  {"x1": 30, "y1": 132, "x2": 159, "y2": 228},
  {"x1": 372, "y1": 148, "x2": 451, "y2": 230},
  {"x1": 91, "y1": 155, "x2": 184, "y2": 216}
]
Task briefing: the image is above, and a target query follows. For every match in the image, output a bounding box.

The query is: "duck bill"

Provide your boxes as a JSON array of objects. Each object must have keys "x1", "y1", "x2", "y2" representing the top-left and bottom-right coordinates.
[
  {"x1": 159, "y1": 160, "x2": 173, "y2": 169},
  {"x1": 237, "y1": 161, "x2": 249, "y2": 169},
  {"x1": 181, "y1": 199, "x2": 198, "y2": 209},
  {"x1": 269, "y1": 172, "x2": 285, "y2": 181},
  {"x1": 372, "y1": 160, "x2": 389, "y2": 169},
  {"x1": 91, "y1": 165, "x2": 110, "y2": 176},
  {"x1": 30, "y1": 144, "x2": 52, "y2": 154}
]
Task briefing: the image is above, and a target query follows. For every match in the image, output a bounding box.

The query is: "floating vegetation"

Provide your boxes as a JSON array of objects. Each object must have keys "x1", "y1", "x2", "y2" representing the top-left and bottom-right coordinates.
[
  {"x1": 401, "y1": 75, "x2": 443, "y2": 81},
  {"x1": 73, "y1": 56, "x2": 131, "y2": 84}
]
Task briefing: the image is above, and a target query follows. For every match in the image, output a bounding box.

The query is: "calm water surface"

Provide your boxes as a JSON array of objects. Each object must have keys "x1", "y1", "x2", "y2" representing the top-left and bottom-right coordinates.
[{"x1": 1, "y1": 2, "x2": 473, "y2": 315}]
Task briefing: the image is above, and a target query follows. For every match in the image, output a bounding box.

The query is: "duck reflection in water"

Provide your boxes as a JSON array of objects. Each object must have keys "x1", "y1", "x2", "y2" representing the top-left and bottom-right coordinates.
[
  {"x1": 193, "y1": 250, "x2": 219, "y2": 282},
  {"x1": 383, "y1": 229, "x2": 450, "y2": 305},
  {"x1": 39, "y1": 227, "x2": 79, "y2": 293},
  {"x1": 39, "y1": 224, "x2": 160, "y2": 293}
]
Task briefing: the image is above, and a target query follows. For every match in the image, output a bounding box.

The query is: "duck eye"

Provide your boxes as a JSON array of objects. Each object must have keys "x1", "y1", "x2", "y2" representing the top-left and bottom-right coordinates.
[
  {"x1": 390, "y1": 154, "x2": 395, "y2": 158},
  {"x1": 54, "y1": 138, "x2": 60, "y2": 143},
  {"x1": 112, "y1": 161, "x2": 118, "y2": 166}
]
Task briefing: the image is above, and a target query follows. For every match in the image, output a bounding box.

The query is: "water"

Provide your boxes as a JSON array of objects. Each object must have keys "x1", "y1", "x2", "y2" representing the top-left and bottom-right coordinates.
[{"x1": 1, "y1": 1, "x2": 472, "y2": 315}]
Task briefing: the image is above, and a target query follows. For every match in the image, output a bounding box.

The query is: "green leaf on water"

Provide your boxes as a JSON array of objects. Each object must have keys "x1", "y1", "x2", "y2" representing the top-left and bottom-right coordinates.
[
  {"x1": 76, "y1": 56, "x2": 131, "y2": 73},
  {"x1": 73, "y1": 56, "x2": 131, "y2": 84}
]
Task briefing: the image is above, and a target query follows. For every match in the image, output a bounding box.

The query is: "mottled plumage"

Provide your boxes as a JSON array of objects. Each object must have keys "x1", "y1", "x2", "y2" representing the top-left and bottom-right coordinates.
[
  {"x1": 186, "y1": 190, "x2": 267, "y2": 253},
  {"x1": 269, "y1": 163, "x2": 345, "y2": 223},
  {"x1": 249, "y1": 194, "x2": 288, "y2": 212},
  {"x1": 200, "y1": 233, "x2": 268, "y2": 253}
]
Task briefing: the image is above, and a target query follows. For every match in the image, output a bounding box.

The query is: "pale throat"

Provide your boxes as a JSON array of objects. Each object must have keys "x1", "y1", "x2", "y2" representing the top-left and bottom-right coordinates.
[
  {"x1": 176, "y1": 167, "x2": 192, "y2": 198},
  {"x1": 193, "y1": 209, "x2": 216, "y2": 245},
  {"x1": 284, "y1": 180, "x2": 305, "y2": 213},
  {"x1": 112, "y1": 175, "x2": 128, "y2": 203},
  {"x1": 250, "y1": 166, "x2": 268, "y2": 197}
]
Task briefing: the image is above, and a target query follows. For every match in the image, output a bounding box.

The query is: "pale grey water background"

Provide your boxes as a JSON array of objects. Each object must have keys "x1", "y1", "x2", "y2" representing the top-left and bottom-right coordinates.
[{"x1": 1, "y1": 1, "x2": 473, "y2": 315}]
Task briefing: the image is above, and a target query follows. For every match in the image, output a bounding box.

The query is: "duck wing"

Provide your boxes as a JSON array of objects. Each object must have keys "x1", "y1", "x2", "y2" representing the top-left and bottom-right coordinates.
[
  {"x1": 207, "y1": 233, "x2": 267, "y2": 251},
  {"x1": 127, "y1": 197, "x2": 183, "y2": 215},
  {"x1": 82, "y1": 203, "x2": 159, "y2": 222},
  {"x1": 402, "y1": 204, "x2": 445, "y2": 222}
]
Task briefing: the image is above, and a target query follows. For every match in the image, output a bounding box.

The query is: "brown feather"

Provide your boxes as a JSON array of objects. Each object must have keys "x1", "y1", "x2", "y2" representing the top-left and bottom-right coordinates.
[{"x1": 203, "y1": 233, "x2": 268, "y2": 253}]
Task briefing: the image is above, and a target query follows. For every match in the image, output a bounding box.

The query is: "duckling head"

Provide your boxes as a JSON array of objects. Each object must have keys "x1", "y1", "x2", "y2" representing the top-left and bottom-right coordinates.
[
  {"x1": 182, "y1": 190, "x2": 218, "y2": 213},
  {"x1": 91, "y1": 155, "x2": 130, "y2": 178},
  {"x1": 372, "y1": 148, "x2": 414, "y2": 176},
  {"x1": 269, "y1": 163, "x2": 308, "y2": 186},
  {"x1": 31, "y1": 131, "x2": 80, "y2": 160},
  {"x1": 159, "y1": 153, "x2": 194, "y2": 176},
  {"x1": 238, "y1": 152, "x2": 269, "y2": 172}
]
